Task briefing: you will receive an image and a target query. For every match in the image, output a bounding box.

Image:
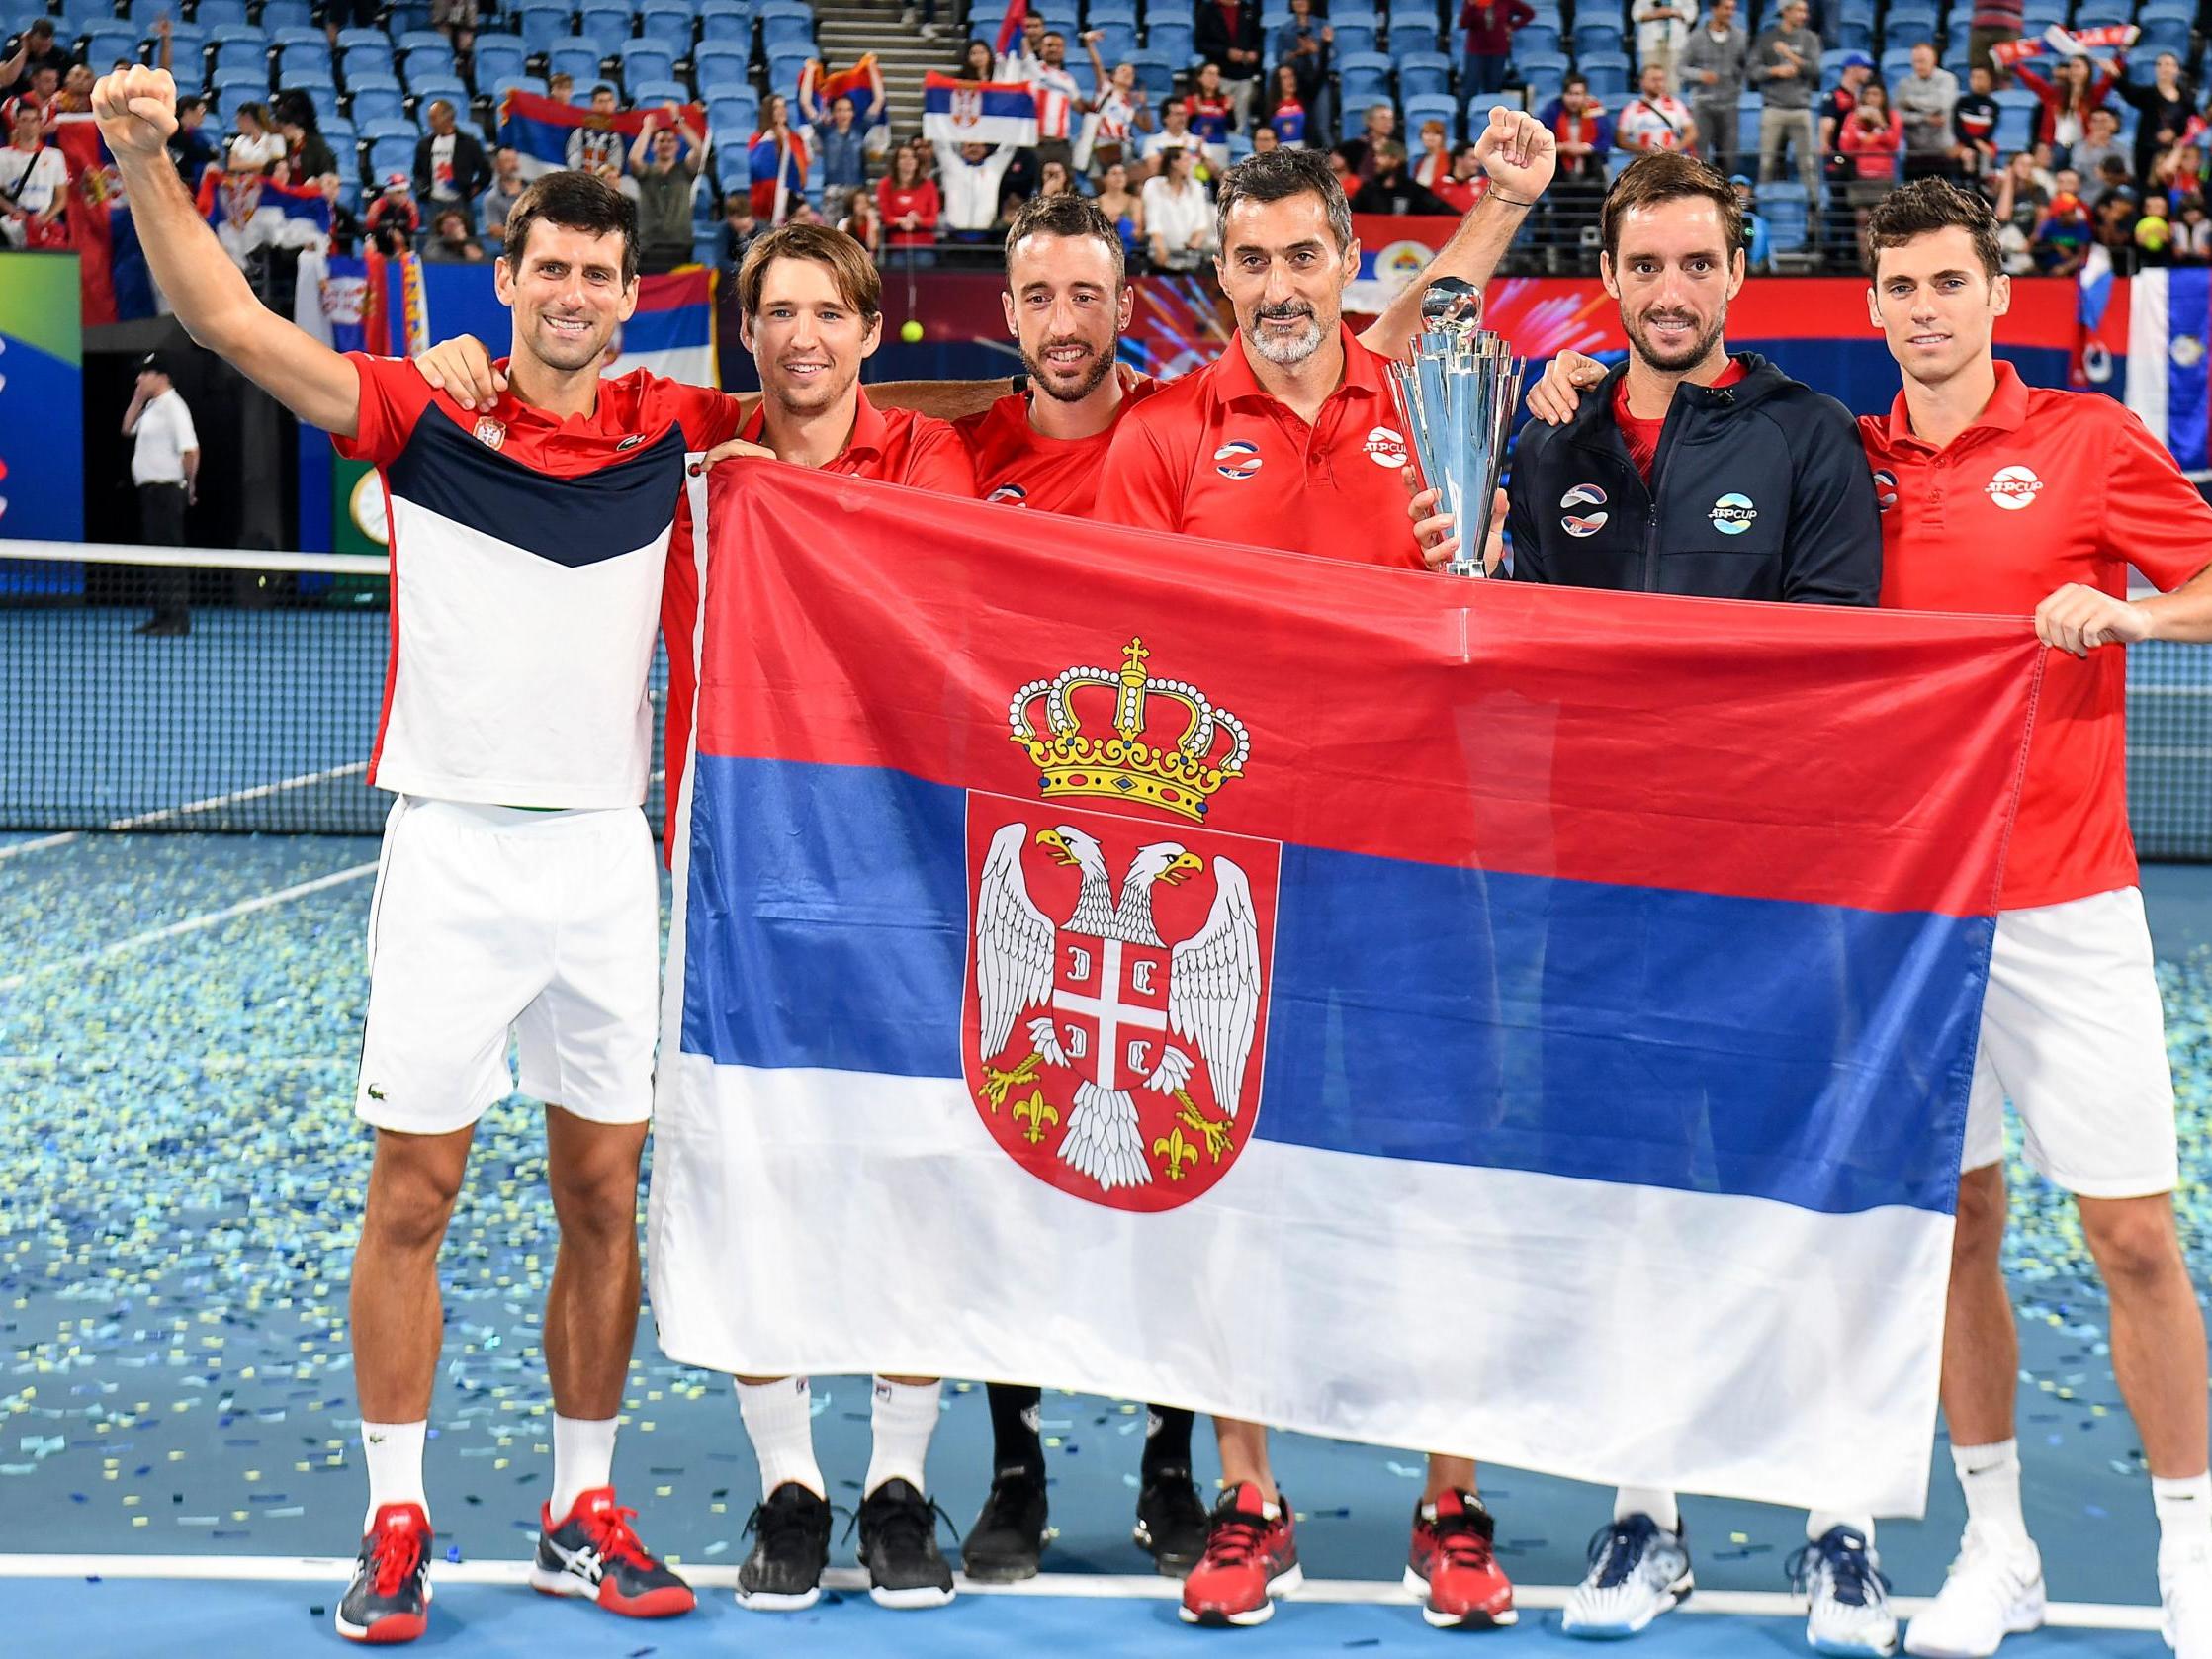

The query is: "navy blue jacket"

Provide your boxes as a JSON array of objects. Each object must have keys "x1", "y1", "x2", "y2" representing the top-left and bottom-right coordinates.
[{"x1": 1504, "y1": 352, "x2": 1881, "y2": 605}]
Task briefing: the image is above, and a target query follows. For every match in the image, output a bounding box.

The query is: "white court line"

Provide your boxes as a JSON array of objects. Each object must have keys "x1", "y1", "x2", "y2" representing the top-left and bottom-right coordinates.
[
  {"x1": 0, "y1": 762, "x2": 374, "y2": 863},
  {"x1": 0, "y1": 831, "x2": 82, "y2": 861},
  {"x1": 0, "y1": 863, "x2": 377, "y2": 993},
  {"x1": 0, "y1": 1556, "x2": 2163, "y2": 1626}
]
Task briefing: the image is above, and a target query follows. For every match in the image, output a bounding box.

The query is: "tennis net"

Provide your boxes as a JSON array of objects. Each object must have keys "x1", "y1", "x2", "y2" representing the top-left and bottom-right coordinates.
[{"x1": 0, "y1": 541, "x2": 668, "y2": 837}]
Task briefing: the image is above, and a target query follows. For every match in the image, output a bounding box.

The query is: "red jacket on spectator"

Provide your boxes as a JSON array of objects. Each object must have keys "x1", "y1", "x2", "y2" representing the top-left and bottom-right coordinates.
[
  {"x1": 1460, "y1": 0, "x2": 1536, "y2": 58},
  {"x1": 2012, "y1": 59, "x2": 2121, "y2": 148},
  {"x1": 1837, "y1": 106, "x2": 1904, "y2": 178},
  {"x1": 877, "y1": 175, "x2": 940, "y2": 246}
]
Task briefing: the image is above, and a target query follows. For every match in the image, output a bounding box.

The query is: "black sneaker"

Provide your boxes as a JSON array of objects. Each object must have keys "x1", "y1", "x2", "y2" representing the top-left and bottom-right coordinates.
[
  {"x1": 335, "y1": 1501, "x2": 433, "y2": 1643},
  {"x1": 963, "y1": 1465, "x2": 1051, "y2": 1582},
  {"x1": 1134, "y1": 1462, "x2": 1209, "y2": 1577},
  {"x1": 737, "y1": 1481, "x2": 834, "y2": 1612},
  {"x1": 856, "y1": 1477, "x2": 957, "y2": 1610},
  {"x1": 528, "y1": 1485, "x2": 696, "y2": 1618}
]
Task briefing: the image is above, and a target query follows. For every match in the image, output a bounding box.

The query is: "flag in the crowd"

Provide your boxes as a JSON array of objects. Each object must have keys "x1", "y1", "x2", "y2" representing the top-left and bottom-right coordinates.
[
  {"x1": 608, "y1": 265, "x2": 716, "y2": 384},
  {"x1": 747, "y1": 126, "x2": 808, "y2": 220},
  {"x1": 807, "y1": 53, "x2": 883, "y2": 127},
  {"x1": 1991, "y1": 21, "x2": 2137, "y2": 65},
  {"x1": 922, "y1": 71, "x2": 1039, "y2": 147},
  {"x1": 48, "y1": 112, "x2": 121, "y2": 324},
  {"x1": 1346, "y1": 214, "x2": 1450, "y2": 312},
  {"x1": 649, "y1": 464, "x2": 2043, "y2": 1516},
  {"x1": 2126, "y1": 265, "x2": 2210, "y2": 472},
  {"x1": 995, "y1": 0, "x2": 1028, "y2": 56},
  {"x1": 497, "y1": 87, "x2": 709, "y2": 180}
]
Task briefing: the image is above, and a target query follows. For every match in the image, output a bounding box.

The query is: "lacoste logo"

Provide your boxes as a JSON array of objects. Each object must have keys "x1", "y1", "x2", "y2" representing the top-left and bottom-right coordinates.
[
  {"x1": 367, "y1": 1084, "x2": 387, "y2": 1101},
  {"x1": 616, "y1": 434, "x2": 646, "y2": 451}
]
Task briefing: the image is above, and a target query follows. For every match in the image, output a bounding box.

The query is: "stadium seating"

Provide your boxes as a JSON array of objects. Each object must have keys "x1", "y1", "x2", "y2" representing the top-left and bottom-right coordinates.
[
  {"x1": 640, "y1": 2, "x2": 697, "y2": 53},
  {"x1": 1147, "y1": 21, "x2": 1194, "y2": 66},
  {"x1": 1402, "y1": 91, "x2": 1457, "y2": 140},
  {"x1": 1518, "y1": 49, "x2": 1569, "y2": 106},
  {"x1": 1992, "y1": 89, "x2": 2038, "y2": 153},
  {"x1": 1330, "y1": 10, "x2": 1379, "y2": 56},
  {"x1": 1571, "y1": 17, "x2": 1624, "y2": 58},
  {"x1": 1338, "y1": 50, "x2": 1394, "y2": 118},
  {"x1": 1126, "y1": 47, "x2": 1176, "y2": 100},
  {"x1": 81, "y1": 24, "x2": 141, "y2": 68},
  {"x1": 1388, "y1": 6, "x2": 1439, "y2": 58},
  {"x1": 517, "y1": 2, "x2": 579, "y2": 56},
  {"x1": 471, "y1": 35, "x2": 530, "y2": 89},
  {"x1": 631, "y1": 75, "x2": 691, "y2": 106},
  {"x1": 345, "y1": 74, "x2": 407, "y2": 127},
  {"x1": 547, "y1": 40, "x2": 611, "y2": 84},
  {"x1": 693, "y1": 41, "x2": 751, "y2": 91},
  {"x1": 1516, "y1": 22, "x2": 1561, "y2": 57},
  {"x1": 194, "y1": 0, "x2": 249, "y2": 27},
  {"x1": 1578, "y1": 49, "x2": 1631, "y2": 99},
  {"x1": 1398, "y1": 51, "x2": 1451, "y2": 101},
  {"x1": 698, "y1": 0, "x2": 754, "y2": 44},
  {"x1": 580, "y1": 3, "x2": 636, "y2": 45}
]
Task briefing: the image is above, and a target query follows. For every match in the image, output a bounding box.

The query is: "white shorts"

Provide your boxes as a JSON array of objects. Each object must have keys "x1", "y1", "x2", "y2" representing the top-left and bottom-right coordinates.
[
  {"x1": 1964, "y1": 886, "x2": 2176, "y2": 1198},
  {"x1": 356, "y1": 797, "x2": 660, "y2": 1135}
]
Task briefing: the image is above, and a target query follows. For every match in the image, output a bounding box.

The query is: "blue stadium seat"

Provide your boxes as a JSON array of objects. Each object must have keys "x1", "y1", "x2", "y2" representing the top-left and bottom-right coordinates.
[
  {"x1": 401, "y1": 45, "x2": 460, "y2": 90},
  {"x1": 193, "y1": 0, "x2": 249, "y2": 27},
  {"x1": 81, "y1": 25, "x2": 143, "y2": 68},
  {"x1": 1517, "y1": 49, "x2": 1568, "y2": 107},
  {"x1": 698, "y1": 0, "x2": 753, "y2": 44},
  {"x1": 517, "y1": 3, "x2": 578, "y2": 56},
  {"x1": 1735, "y1": 86, "x2": 1762, "y2": 134},
  {"x1": 2018, "y1": 2, "x2": 2064, "y2": 33},
  {"x1": 1515, "y1": 21, "x2": 1560, "y2": 57},
  {"x1": 1337, "y1": 48, "x2": 1393, "y2": 115},
  {"x1": 2074, "y1": 2, "x2": 2131, "y2": 30},
  {"x1": 547, "y1": 40, "x2": 610, "y2": 84},
  {"x1": 759, "y1": 8, "x2": 815, "y2": 53},
  {"x1": 296, "y1": 80, "x2": 341, "y2": 128},
  {"x1": 1880, "y1": 46, "x2": 1917, "y2": 84},
  {"x1": 1883, "y1": 2, "x2": 1938, "y2": 38},
  {"x1": 2138, "y1": 18, "x2": 2194, "y2": 59},
  {"x1": 580, "y1": 2, "x2": 636, "y2": 44},
  {"x1": 1329, "y1": 10, "x2": 1378, "y2": 56},
  {"x1": 1126, "y1": 46, "x2": 1174, "y2": 99},
  {"x1": 1402, "y1": 91, "x2": 1457, "y2": 141},
  {"x1": 470, "y1": 35, "x2": 529, "y2": 90},
  {"x1": 277, "y1": 41, "x2": 335, "y2": 83},
  {"x1": 1992, "y1": 88, "x2": 2036, "y2": 151},
  {"x1": 409, "y1": 74, "x2": 471, "y2": 112},
  {"x1": 630, "y1": 75, "x2": 690, "y2": 106},
  {"x1": 692, "y1": 41, "x2": 751, "y2": 90},
  {"x1": 493, "y1": 74, "x2": 549, "y2": 103},
  {"x1": 1577, "y1": 49, "x2": 1631, "y2": 100},
  {"x1": 617, "y1": 40, "x2": 676, "y2": 85},
  {"x1": 116, "y1": 0, "x2": 164, "y2": 23},
  {"x1": 346, "y1": 74, "x2": 406, "y2": 125},
  {"x1": 709, "y1": 98, "x2": 757, "y2": 147},
  {"x1": 1397, "y1": 50, "x2": 1450, "y2": 100},
  {"x1": 367, "y1": 133, "x2": 417, "y2": 185},
  {"x1": 639, "y1": 1, "x2": 695, "y2": 52},
  {"x1": 1830, "y1": 18, "x2": 1873, "y2": 52},
  {"x1": 1090, "y1": 0, "x2": 1139, "y2": 24},
  {"x1": 210, "y1": 36, "x2": 270, "y2": 77},
  {"x1": 1146, "y1": 20, "x2": 1193, "y2": 65},
  {"x1": 261, "y1": 0, "x2": 313, "y2": 30},
  {"x1": 1571, "y1": 19, "x2": 1624, "y2": 58},
  {"x1": 1092, "y1": 22, "x2": 1138, "y2": 64},
  {"x1": 765, "y1": 45, "x2": 811, "y2": 97},
  {"x1": 211, "y1": 71, "x2": 269, "y2": 120},
  {"x1": 358, "y1": 114, "x2": 419, "y2": 141},
  {"x1": 1756, "y1": 180, "x2": 1808, "y2": 256},
  {"x1": 335, "y1": 27, "x2": 391, "y2": 57},
  {"x1": 1388, "y1": 6, "x2": 1438, "y2": 58}
]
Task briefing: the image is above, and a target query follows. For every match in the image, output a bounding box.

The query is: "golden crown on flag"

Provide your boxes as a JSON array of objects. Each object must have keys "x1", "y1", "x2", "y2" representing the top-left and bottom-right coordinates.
[{"x1": 1008, "y1": 638, "x2": 1248, "y2": 824}]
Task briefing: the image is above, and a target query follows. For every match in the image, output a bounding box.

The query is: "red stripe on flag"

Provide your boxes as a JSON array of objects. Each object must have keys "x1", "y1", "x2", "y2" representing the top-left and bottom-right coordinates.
[{"x1": 995, "y1": 0, "x2": 1027, "y2": 56}]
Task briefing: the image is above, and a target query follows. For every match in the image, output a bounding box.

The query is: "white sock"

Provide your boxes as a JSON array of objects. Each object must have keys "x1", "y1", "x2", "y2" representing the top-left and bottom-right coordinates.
[
  {"x1": 361, "y1": 1419, "x2": 428, "y2": 1531},
  {"x1": 550, "y1": 1414, "x2": 618, "y2": 1522},
  {"x1": 1615, "y1": 1486, "x2": 1680, "y2": 1533},
  {"x1": 738, "y1": 1377, "x2": 825, "y2": 1501},
  {"x1": 1952, "y1": 1438, "x2": 2031, "y2": 1552},
  {"x1": 1807, "y1": 1510, "x2": 1875, "y2": 1545},
  {"x1": 863, "y1": 1376, "x2": 941, "y2": 1498},
  {"x1": 2154, "y1": 1471, "x2": 2212, "y2": 1553}
]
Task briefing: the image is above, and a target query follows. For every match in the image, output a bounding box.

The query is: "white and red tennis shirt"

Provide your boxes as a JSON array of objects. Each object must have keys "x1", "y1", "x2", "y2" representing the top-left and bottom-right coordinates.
[{"x1": 335, "y1": 354, "x2": 743, "y2": 808}]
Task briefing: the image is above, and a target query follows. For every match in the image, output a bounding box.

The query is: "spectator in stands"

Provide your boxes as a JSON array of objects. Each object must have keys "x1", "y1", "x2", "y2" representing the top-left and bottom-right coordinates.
[
  {"x1": 1038, "y1": 157, "x2": 1077, "y2": 198},
  {"x1": 1412, "y1": 119, "x2": 1451, "y2": 188},
  {"x1": 2014, "y1": 48, "x2": 2121, "y2": 163},
  {"x1": 1542, "y1": 73, "x2": 1615, "y2": 187},
  {"x1": 430, "y1": 0, "x2": 478, "y2": 56},
  {"x1": 548, "y1": 71, "x2": 575, "y2": 105},
  {"x1": 318, "y1": 170, "x2": 362, "y2": 256},
  {"x1": 1267, "y1": 64, "x2": 1310, "y2": 147},
  {"x1": 0, "y1": 96, "x2": 67, "y2": 248},
  {"x1": 1095, "y1": 158, "x2": 1144, "y2": 253},
  {"x1": 1250, "y1": 123, "x2": 1279, "y2": 153},
  {"x1": 364, "y1": 172, "x2": 420, "y2": 255},
  {"x1": 748, "y1": 93, "x2": 809, "y2": 220},
  {"x1": 1953, "y1": 62, "x2": 2000, "y2": 180},
  {"x1": 274, "y1": 92, "x2": 337, "y2": 188},
  {"x1": 1633, "y1": 0, "x2": 1695, "y2": 97},
  {"x1": 1895, "y1": 41, "x2": 1958, "y2": 180},
  {"x1": 1837, "y1": 78, "x2": 1903, "y2": 195},
  {"x1": 323, "y1": 0, "x2": 384, "y2": 44},
  {"x1": 2072, "y1": 107, "x2": 2130, "y2": 203},
  {"x1": 0, "y1": 20, "x2": 73, "y2": 101},
  {"x1": 936, "y1": 135, "x2": 1018, "y2": 240},
  {"x1": 1731, "y1": 169, "x2": 1771, "y2": 268},
  {"x1": 1817, "y1": 52, "x2": 1872, "y2": 189},
  {"x1": 2119, "y1": 51, "x2": 2194, "y2": 189},
  {"x1": 786, "y1": 196, "x2": 825, "y2": 228},
  {"x1": 479, "y1": 147, "x2": 525, "y2": 248},
  {"x1": 632, "y1": 109, "x2": 706, "y2": 274},
  {"x1": 415, "y1": 98, "x2": 490, "y2": 218},
  {"x1": 422, "y1": 205, "x2": 486, "y2": 262},
  {"x1": 1273, "y1": 0, "x2": 1332, "y2": 137},
  {"x1": 1433, "y1": 140, "x2": 1486, "y2": 212},
  {"x1": 123, "y1": 352, "x2": 197, "y2": 637},
  {"x1": 1681, "y1": 0, "x2": 1746, "y2": 170},
  {"x1": 1968, "y1": 0, "x2": 2023, "y2": 89},
  {"x1": 18, "y1": 63, "x2": 57, "y2": 125},
  {"x1": 1183, "y1": 61, "x2": 1235, "y2": 171},
  {"x1": 838, "y1": 185, "x2": 882, "y2": 257},
  {"x1": 812, "y1": 95, "x2": 869, "y2": 196},
  {"x1": 1617, "y1": 60, "x2": 1699, "y2": 153},
  {"x1": 2095, "y1": 172, "x2": 2140, "y2": 246},
  {"x1": 1350, "y1": 138, "x2": 1455, "y2": 214},
  {"x1": 47, "y1": 61, "x2": 93, "y2": 123},
  {"x1": 1458, "y1": 1, "x2": 1536, "y2": 103},
  {"x1": 721, "y1": 192, "x2": 763, "y2": 263},
  {"x1": 1025, "y1": 31, "x2": 1086, "y2": 173},
  {"x1": 1991, "y1": 147, "x2": 2046, "y2": 271},
  {"x1": 1336, "y1": 103, "x2": 1399, "y2": 182},
  {"x1": 165, "y1": 93, "x2": 219, "y2": 187},
  {"x1": 1078, "y1": 43, "x2": 1152, "y2": 175},
  {"x1": 226, "y1": 103, "x2": 287, "y2": 175},
  {"x1": 959, "y1": 39, "x2": 996, "y2": 82},
  {"x1": 1141, "y1": 141, "x2": 1214, "y2": 270},
  {"x1": 998, "y1": 13, "x2": 1047, "y2": 82},
  {"x1": 1141, "y1": 98, "x2": 1201, "y2": 178},
  {"x1": 1195, "y1": 0, "x2": 1266, "y2": 133},
  {"x1": 2175, "y1": 196, "x2": 2210, "y2": 261},
  {"x1": 1751, "y1": 0, "x2": 1819, "y2": 197},
  {"x1": 567, "y1": 85, "x2": 628, "y2": 175},
  {"x1": 877, "y1": 144, "x2": 939, "y2": 259},
  {"x1": 2031, "y1": 171, "x2": 2092, "y2": 274}
]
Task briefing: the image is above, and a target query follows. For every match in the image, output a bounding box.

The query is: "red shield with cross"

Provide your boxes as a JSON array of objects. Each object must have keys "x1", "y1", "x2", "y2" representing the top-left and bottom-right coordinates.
[{"x1": 963, "y1": 793, "x2": 1280, "y2": 1213}]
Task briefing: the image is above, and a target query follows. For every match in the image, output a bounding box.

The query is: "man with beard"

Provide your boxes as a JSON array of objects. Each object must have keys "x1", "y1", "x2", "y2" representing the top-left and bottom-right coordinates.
[
  {"x1": 92, "y1": 65, "x2": 726, "y2": 1646},
  {"x1": 1420, "y1": 151, "x2": 1884, "y2": 1650}
]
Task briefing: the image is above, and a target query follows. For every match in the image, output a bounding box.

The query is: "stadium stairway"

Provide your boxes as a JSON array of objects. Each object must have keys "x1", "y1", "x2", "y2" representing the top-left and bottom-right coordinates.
[{"x1": 815, "y1": 0, "x2": 939, "y2": 139}]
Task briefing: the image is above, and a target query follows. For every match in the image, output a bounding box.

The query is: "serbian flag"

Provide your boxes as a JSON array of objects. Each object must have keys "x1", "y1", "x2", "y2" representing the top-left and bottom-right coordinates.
[
  {"x1": 609, "y1": 267, "x2": 716, "y2": 385},
  {"x1": 1347, "y1": 214, "x2": 1451, "y2": 313},
  {"x1": 498, "y1": 87, "x2": 709, "y2": 180},
  {"x1": 807, "y1": 53, "x2": 883, "y2": 127},
  {"x1": 49, "y1": 112, "x2": 119, "y2": 325},
  {"x1": 995, "y1": 0, "x2": 1027, "y2": 56},
  {"x1": 747, "y1": 127, "x2": 808, "y2": 219},
  {"x1": 2126, "y1": 266, "x2": 2210, "y2": 472},
  {"x1": 922, "y1": 71, "x2": 1039, "y2": 147},
  {"x1": 648, "y1": 464, "x2": 2045, "y2": 1515}
]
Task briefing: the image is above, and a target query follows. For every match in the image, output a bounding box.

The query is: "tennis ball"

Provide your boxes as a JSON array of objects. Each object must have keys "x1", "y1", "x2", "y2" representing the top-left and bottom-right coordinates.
[
  {"x1": 900, "y1": 319, "x2": 925, "y2": 343},
  {"x1": 2138, "y1": 214, "x2": 2171, "y2": 252}
]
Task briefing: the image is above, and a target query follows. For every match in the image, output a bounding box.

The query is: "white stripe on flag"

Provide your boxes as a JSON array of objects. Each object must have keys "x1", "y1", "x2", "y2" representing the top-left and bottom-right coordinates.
[
  {"x1": 2129, "y1": 266, "x2": 2170, "y2": 444},
  {"x1": 646, "y1": 1053, "x2": 1951, "y2": 1517}
]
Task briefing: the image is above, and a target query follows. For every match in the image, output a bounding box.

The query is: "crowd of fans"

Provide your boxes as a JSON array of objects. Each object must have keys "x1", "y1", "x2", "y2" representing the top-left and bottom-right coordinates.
[{"x1": 7, "y1": 1, "x2": 2212, "y2": 281}]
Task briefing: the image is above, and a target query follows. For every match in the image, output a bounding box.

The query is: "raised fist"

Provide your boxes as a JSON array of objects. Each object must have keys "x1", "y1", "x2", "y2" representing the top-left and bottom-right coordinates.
[{"x1": 92, "y1": 64, "x2": 179, "y2": 157}]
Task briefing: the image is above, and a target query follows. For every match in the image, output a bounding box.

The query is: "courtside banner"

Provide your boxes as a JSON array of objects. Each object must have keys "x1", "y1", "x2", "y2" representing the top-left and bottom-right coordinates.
[{"x1": 649, "y1": 465, "x2": 2042, "y2": 1515}]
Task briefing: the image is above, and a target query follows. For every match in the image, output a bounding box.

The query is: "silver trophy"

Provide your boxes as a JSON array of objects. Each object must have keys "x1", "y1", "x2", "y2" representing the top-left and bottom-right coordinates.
[{"x1": 1388, "y1": 276, "x2": 1524, "y2": 579}]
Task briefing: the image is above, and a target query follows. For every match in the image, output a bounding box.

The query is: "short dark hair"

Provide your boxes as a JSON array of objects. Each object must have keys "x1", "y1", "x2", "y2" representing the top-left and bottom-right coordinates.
[
  {"x1": 502, "y1": 169, "x2": 641, "y2": 283},
  {"x1": 1600, "y1": 151, "x2": 1745, "y2": 263},
  {"x1": 1861, "y1": 176, "x2": 2003, "y2": 281},
  {"x1": 176, "y1": 93, "x2": 206, "y2": 116},
  {"x1": 1004, "y1": 192, "x2": 1126, "y2": 286},
  {"x1": 738, "y1": 221, "x2": 883, "y2": 321},
  {"x1": 1215, "y1": 145, "x2": 1354, "y2": 251},
  {"x1": 1562, "y1": 73, "x2": 1588, "y2": 91},
  {"x1": 26, "y1": 17, "x2": 51, "y2": 35}
]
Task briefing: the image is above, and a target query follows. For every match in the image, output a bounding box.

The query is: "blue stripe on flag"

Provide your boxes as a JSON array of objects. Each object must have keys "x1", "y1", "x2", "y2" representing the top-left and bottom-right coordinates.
[
  {"x1": 2168, "y1": 265, "x2": 2210, "y2": 472},
  {"x1": 622, "y1": 304, "x2": 712, "y2": 352},
  {"x1": 680, "y1": 755, "x2": 1981, "y2": 1217}
]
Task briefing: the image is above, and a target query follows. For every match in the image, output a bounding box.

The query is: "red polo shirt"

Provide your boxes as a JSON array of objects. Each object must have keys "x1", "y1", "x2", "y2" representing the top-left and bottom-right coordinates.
[
  {"x1": 954, "y1": 375, "x2": 1160, "y2": 516},
  {"x1": 661, "y1": 389, "x2": 977, "y2": 853},
  {"x1": 1094, "y1": 325, "x2": 1421, "y2": 568},
  {"x1": 1861, "y1": 361, "x2": 2212, "y2": 911}
]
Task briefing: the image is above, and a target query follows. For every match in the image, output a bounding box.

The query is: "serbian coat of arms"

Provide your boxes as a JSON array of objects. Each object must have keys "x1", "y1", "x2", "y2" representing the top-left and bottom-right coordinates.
[{"x1": 962, "y1": 639, "x2": 1280, "y2": 1213}]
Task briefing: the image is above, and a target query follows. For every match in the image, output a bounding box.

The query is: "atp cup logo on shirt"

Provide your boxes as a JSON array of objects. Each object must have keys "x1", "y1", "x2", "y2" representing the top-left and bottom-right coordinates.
[
  {"x1": 1987, "y1": 465, "x2": 2043, "y2": 510},
  {"x1": 988, "y1": 483, "x2": 1028, "y2": 505},
  {"x1": 1872, "y1": 469, "x2": 1899, "y2": 513},
  {"x1": 1560, "y1": 482, "x2": 1608, "y2": 537},
  {"x1": 1213, "y1": 439, "x2": 1263, "y2": 480},
  {"x1": 1709, "y1": 492, "x2": 1758, "y2": 535},
  {"x1": 1364, "y1": 426, "x2": 1408, "y2": 468},
  {"x1": 964, "y1": 638, "x2": 1280, "y2": 1214}
]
